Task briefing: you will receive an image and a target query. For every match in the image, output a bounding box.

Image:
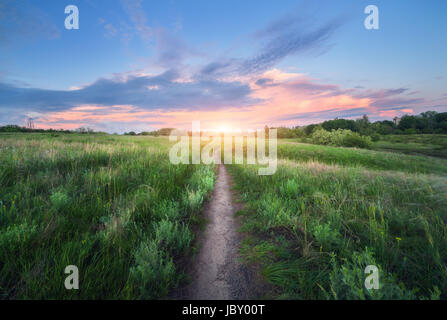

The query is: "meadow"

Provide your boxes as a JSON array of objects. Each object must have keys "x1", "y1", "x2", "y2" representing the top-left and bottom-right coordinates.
[
  {"x1": 1, "y1": 132, "x2": 447, "y2": 300},
  {"x1": 373, "y1": 134, "x2": 447, "y2": 159},
  {"x1": 0, "y1": 133, "x2": 215, "y2": 299},
  {"x1": 229, "y1": 138, "x2": 447, "y2": 299}
]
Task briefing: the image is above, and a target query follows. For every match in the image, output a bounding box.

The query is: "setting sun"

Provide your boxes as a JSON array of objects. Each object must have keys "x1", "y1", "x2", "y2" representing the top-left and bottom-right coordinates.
[{"x1": 217, "y1": 125, "x2": 234, "y2": 133}]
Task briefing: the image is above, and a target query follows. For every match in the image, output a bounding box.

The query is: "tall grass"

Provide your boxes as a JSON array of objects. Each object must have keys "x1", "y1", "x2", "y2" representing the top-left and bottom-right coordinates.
[
  {"x1": 229, "y1": 155, "x2": 447, "y2": 299},
  {"x1": 373, "y1": 134, "x2": 447, "y2": 159},
  {"x1": 278, "y1": 141, "x2": 447, "y2": 175},
  {"x1": 0, "y1": 134, "x2": 215, "y2": 299}
]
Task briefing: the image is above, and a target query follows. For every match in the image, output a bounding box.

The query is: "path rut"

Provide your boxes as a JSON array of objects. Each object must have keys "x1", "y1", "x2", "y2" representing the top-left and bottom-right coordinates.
[{"x1": 183, "y1": 164, "x2": 254, "y2": 300}]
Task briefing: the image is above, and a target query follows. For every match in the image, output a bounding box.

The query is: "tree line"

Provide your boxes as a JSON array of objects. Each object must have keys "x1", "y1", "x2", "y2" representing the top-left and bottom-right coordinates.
[{"x1": 273, "y1": 111, "x2": 447, "y2": 139}]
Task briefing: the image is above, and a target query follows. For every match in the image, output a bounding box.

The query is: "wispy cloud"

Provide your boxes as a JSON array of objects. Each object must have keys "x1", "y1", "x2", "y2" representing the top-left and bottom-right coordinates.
[
  {"x1": 240, "y1": 16, "x2": 343, "y2": 74},
  {"x1": 199, "y1": 9, "x2": 345, "y2": 77},
  {"x1": 153, "y1": 28, "x2": 198, "y2": 68},
  {"x1": 278, "y1": 107, "x2": 370, "y2": 122},
  {"x1": 0, "y1": 0, "x2": 60, "y2": 43},
  {"x1": 355, "y1": 88, "x2": 410, "y2": 100},
  {"x1": 120, "y1": 0, "x2": 153, "y2": 42}
]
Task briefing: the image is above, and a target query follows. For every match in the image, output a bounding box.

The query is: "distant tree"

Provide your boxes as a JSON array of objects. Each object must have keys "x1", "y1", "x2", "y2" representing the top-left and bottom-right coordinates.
[
  {"x1": 435, "y1": 112, "x2": 447, "y2": 123},
  {"x1": 274, "y1": 127, "x2": 297, "y2": 138},
  {"x1": 398, "y1": 115, "x2": 416, "y2": 130},
  {"x1": 438, "y1": 121, "x2": 447, "y2": 133},
  {"x1": 372, "y1": 120, "x2": 395, "y2": 135},
  {"x1": 303, "y1": 124, "x2": 318, "y2": 136},
  {"x1": 158, "y1": 128, "x2": 175, "y2": 136},
  {"x1": 322, "y1": 119, "x2": 357, "y2": 132},
  {"x1": 355, "y1": 114, "x2": 371, "y2": 134}
]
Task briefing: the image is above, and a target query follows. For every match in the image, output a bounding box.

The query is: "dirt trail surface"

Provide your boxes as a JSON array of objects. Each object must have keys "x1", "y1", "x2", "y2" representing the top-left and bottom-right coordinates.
[{"x1": 183, "y1": 164, "x2": 255, "y2": 300}]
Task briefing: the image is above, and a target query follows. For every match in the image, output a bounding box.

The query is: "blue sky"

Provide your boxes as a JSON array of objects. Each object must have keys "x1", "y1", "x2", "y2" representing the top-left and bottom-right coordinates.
[{"x1": 1, "y1": 0, "x2": 446, "y2": 132}]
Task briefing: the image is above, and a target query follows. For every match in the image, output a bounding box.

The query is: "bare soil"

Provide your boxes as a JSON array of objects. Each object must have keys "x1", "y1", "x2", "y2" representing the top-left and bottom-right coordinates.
[{"x1": 179, "y1": 164, "x2": 258, "y2": 300}]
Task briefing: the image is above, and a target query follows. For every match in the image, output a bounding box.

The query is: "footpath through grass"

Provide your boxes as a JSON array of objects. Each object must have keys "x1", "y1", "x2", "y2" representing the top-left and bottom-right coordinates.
[
  {"x1": 0, "y1": 134, "x2": 215, "y2": 299},
  {"x1": 229, "y1": 142, "x2": 447, "y2": 299}
]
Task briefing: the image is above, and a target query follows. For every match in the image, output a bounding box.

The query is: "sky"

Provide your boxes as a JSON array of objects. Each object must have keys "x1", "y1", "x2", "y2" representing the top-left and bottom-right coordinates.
[{"x1": 1, "y1": 0, "x2": 446, "y2": 133}]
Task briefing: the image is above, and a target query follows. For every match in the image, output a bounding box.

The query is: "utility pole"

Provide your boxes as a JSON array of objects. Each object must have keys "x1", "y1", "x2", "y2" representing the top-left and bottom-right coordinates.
[{"x1": 26, "y1": 118, "x2": 34, "y2": 129}]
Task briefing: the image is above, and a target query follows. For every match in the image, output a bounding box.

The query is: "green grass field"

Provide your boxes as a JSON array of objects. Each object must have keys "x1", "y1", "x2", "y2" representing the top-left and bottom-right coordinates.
[
  {"x1": 1, "y1": 133, "x2": 447, "y2": 299},
  {"x1": 0, "y1": 133, "x2": 215, "y2": 299},
  {"x1": 373, "y1": 134, "x2": 447, "y2": 159},
  {"x1": 230, "y1": 138, "x2": 447, "y2": 299}
]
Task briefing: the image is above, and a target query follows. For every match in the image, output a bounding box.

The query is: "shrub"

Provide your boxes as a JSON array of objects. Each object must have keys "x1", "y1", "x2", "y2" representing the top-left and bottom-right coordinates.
[
  {"x1": 311, "y1": 129, "x2": 372, "y2": 149},
  {"x1": 370, "y1": 133, "x2": 381, "y2": 142},
  {"x1": 310, "y1": 128, "x2": 332, "y2": 145},
  {"x1": 154, "y1": 219, "x2": 193, "y2": 255},
  {"x1": 311, "y1": 221, "x2": 340, "y2": 250},
  {"x1": 327, "y1": 248, "x2": 418, "y2": 300},
  {"x1": 129, "y1": 240, "x2": 177, "y2": 299},
  {"x1": 50, "y1": 189, "x2": 70, "y2": 210},
  {"x1": 404, "y1": 128, "x2": 418, "y2": 135}
]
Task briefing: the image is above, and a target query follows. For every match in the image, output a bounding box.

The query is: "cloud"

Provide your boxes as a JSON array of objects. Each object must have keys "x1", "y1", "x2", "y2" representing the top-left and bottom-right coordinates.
[
  {"x1": 5, "y1": 67, "x2": 429, "y2": 132},
  {"x1": 351, "y1": 88, "x2": 426, "y2": 113},
  {"x1": 0, "y1": 69, "x2": 257, "y2": 117},
  {"x1": 120, "y1": 0, "x2": 153, "y2": 41},
  {"x1": 98, "y1": 18, "x2": 118, "y2": 38},
  {"x1": 31, "y1": 105, "x2": 166, "y2": 133},
  {"x1": 371, "y1": 97, "x2": 425, "y2": 109},
  {"x1": 278, "y1": 107, "x2": 370, "y2": 122},
  {"x1": 239, "y1": 15, "x2": 343, "y2": 74},
  {"x1": 255, "y1": 78, "x2": 274, "y2": 86},
  {"x1": 2, "y1": 2, "x2": 433, "y2": 133},
  {"x1": 153, "y1": 28, "x2": 199, "y2": 68},
  {"x1": 378, "y1": 108, "x2": 414, "y2": 118},
  {"x1": 199, "y1": 10, "x2": 344, "y2": 78},
  {"x1": 355, "y1": 88, "x2": 410, "y2": 100},
  {"x1": 199, "y1": 60, "x2": 239, "y2": 78},
  {"x1": 0, "y1": 0, "x2": 60, "y2": 43}
]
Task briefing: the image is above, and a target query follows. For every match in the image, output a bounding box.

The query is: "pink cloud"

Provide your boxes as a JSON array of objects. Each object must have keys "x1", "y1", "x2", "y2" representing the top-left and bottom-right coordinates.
[{"x1": 32, "y1": 69, "x2": 421, "y2": 132}]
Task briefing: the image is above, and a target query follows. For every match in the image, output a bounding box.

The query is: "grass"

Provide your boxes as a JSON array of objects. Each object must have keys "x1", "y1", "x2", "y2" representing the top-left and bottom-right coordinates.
[
  {"x1": 229, "y1": 139, "x2": 447, "y2": 299},
  {"x1": 279, "y1": 140, "x2": 447, "y2": 175},
  {"x1": 2, "y1": 132, "x2": 447, "y2": 300},
  {"x1": 0, "y1": 133, "x2": 215, "y2": 299},
  {"x1": 373, "y1": 134, "x2": 447, "y2": 159}
]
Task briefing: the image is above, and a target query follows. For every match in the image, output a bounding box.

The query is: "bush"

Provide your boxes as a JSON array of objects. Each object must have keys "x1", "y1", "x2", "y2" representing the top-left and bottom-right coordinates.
[
  {"x1": 311, "y1": 221, "x2": 340, "y2": 250},
  {"x1": 370, "y1": 133, "x2": 381, "y2": 142},
  {"x1": 404, "y1": 128, "x2": 418, "y2": 135},
  {"x1": 154, "y1": 219, "x2": 193, "y2": 255},
  {"x1": 311, "y1": 129, "x2": 372, "y2": 149},
  {"x1": 50, "y1": 189, "x2": 71, "y2": 210},
  {"x1": 310, "y1": 128, "x2": 332, "y2": 145},
  {"x1": 327, "y1": 248, "x2": 419, "y2": 300},
  {"x1": 129, "y1": 240, "x2": 177, "y2": 299}
]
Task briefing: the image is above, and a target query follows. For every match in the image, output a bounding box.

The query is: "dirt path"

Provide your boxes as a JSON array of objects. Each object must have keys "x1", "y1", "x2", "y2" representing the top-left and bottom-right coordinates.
[{"x1": 183, "y1": 164, "x2": 255, "y2": 300}]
